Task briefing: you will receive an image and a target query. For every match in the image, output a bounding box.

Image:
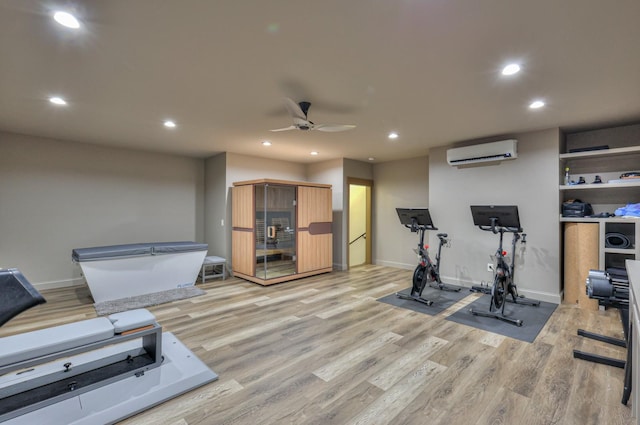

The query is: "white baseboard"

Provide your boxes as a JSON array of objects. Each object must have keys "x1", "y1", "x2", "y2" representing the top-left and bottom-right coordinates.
[
  {"x1": 34, "y1": 277, "x2": 85, "y2": 291},
  {"x1": 333, "y1": 262, "x2": 347, "y2": 271},
  {"x1": 440, "y1": 274, "x2": 561, "y2": 305},
  {"x1": 374, "y1": 260, "x2": 414, "y2": 270}
]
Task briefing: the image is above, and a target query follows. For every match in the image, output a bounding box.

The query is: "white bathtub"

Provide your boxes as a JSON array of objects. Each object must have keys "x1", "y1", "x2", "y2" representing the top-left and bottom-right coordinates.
[{"x1": 72, "y1": 242, "x2": 208, "y2": 303}]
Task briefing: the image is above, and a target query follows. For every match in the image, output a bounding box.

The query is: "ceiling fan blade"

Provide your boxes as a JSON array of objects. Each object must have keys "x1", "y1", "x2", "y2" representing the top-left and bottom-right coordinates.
[
  {"x1": 283, "y1": 98, "x2": 307, "y2": 120},
  {"x1": 270, "y1": 125, "x2": 297, "y2": 132},
  {"x1": 315, "y1": 124, "x2": 356, "y2": 132}
]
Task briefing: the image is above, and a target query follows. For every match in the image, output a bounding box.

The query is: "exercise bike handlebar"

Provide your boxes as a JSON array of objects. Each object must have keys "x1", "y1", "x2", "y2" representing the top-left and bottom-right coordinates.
[
  {"x1": 477, "y1": 224, "x2": 522, "y2": 234},
  {"x1": 404, "y1": 223, "x2": 438, "y2": 232}
]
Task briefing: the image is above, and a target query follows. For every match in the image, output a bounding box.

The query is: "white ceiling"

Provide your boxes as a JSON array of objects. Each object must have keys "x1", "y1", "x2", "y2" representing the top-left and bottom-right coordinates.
[{"x1": 1, "y1": 1, "x2": 639, "y2": 163}]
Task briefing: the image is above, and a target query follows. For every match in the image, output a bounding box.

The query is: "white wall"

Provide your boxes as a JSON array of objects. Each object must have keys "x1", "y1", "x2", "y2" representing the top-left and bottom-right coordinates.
[
  {"x1": 429, "y1": 128, "x2": 561, "y2": 303},
  {"x1": 372, "y1": 156, "x2": 429, "y2": 269},
  {"x1": 0, "y1": 132, "x2": 205, "y2": 289}
]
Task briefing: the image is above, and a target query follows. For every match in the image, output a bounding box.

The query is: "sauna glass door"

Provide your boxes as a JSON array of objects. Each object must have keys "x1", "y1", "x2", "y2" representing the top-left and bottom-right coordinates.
[{"x1": 255, "y1": 184, "x2": 296, "y2": 280}]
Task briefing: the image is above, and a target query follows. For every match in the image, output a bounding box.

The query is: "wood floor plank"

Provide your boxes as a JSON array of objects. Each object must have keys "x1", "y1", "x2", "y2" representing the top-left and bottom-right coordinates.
[
  {"x1": 471, "y1": 386, "x2": 531, "y2": 425},
  {"x1": 367, "y1": 335, "x2": 449, "y2": 391},
  {"x1": 202, "y1": 315, "x2": 300, "y2": 351},
  {"x1": 300, "y1": 286, "x2": 356, "y2": 303},
  {"x1": 345, "y1": 360, "x2": 448, "y2": 425},
  {"x1": 299, "y1": 381, "x2": 384, "y2": 425},
  {"x1": 315, "y1": 297, "x2": 375, "y2": 319},
  {"x1": 118, "y1": 379, "x2": 244, "y2": 425},
  {"x1": 313, "y1": 331, "x2": 403, "y2": 382}
]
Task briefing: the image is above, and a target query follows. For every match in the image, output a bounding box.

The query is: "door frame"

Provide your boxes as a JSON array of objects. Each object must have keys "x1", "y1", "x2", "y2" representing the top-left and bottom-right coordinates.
[{"x1": 347, "y1": 177, "x2": 373, "y2": 268}]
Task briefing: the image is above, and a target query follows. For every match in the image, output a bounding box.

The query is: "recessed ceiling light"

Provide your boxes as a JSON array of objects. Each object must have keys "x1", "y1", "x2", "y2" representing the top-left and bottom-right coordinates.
[
  {"x1": 529, "y1": 100, "x2": 545, "y2": 109},
  {"x1": 53, "y1": 11, "x2": 80, "y2": 29},
  {"x1": 262, "y1": 140, "x2": 272, "y2": 146},
  {"x1": 368, "y1": 157, "x2": 375, "y2": 161},
  {"x1": 310, "y1": 151, "x2": 319, "y2": 156},
  {"x1": 163, "y1": 120, "x2": 177, "y2": 128},
  {"x1": 49, "y1": 96, "x2": 67, "y2": 105},
  {"x1": 388, "y1": 132, "x2": 398, "y2": 140},
  {"x1": 501, "y1": 63, "x2": 521, "y2": 76}
]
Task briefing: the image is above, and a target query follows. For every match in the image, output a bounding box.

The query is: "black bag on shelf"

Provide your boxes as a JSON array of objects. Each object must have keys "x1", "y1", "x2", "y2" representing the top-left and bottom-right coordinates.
[{"x1": 562, "y1": 200, "x2": 594, "y2": 217}]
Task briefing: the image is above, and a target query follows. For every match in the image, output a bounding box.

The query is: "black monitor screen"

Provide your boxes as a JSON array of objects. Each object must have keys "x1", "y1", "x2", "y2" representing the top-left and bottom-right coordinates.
[
  {"x1": 396, "y1": 208, "x2": 433, "y2": 227},
  {"x1": 470, "y1": 205, "x2": 520, "y2": 229}
]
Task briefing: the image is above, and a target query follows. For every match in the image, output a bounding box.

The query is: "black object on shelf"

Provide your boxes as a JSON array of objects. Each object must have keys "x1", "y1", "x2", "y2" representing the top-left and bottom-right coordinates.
[
  {"x1": 562, "y1": 200, "x2": 594, "y2": 217},
  {"x1": 606, "y1": 233, "x2": 632, "y2": 249},
  {"x1": 568, "y1": 145, "x2": 610, "y2": 153}
]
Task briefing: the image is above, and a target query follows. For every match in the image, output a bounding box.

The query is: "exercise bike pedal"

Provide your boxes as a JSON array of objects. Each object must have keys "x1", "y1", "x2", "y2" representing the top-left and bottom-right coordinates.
[
  {"x1": 506, "y1": 296, "x2": 540, "y2": 307},
  {"x1": 431, "y1": 283, "x2": 461, "y2": 292},
  {"x1": 470, "y1": 285, "x2": 491, "y2": 295},
  {"x1": 396, "y1": 292, "x2": 433, "y2": 306},
  {"x1": 470, "y1": 307, "x2": 523, "y2": 327}
]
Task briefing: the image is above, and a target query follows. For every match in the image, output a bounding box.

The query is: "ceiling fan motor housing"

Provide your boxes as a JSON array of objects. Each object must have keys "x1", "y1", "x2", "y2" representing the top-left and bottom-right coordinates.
[{"x1": 298, "y1": 101, "x2": 311, "y2": 117}]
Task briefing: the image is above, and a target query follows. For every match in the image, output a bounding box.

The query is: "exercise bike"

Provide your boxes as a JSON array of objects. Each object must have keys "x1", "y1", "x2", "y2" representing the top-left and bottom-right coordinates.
[
  {"x1": 469, "y1": 205, "x2": 540, "y2": 326},
  {"x1": 396, "y1": 208, "x2": 460, "y2": 306}
]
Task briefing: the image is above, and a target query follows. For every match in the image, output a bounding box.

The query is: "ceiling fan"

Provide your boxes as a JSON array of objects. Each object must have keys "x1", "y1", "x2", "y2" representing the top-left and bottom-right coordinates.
[{"x1": 270, "y1": 98, "x2": 356, "y2": 132}]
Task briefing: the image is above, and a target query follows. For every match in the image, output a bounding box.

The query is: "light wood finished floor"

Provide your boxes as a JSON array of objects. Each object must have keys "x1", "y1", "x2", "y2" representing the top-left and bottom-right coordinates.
[{"x1": 0, "y1": 265, "x2": 633, "y2": 425}]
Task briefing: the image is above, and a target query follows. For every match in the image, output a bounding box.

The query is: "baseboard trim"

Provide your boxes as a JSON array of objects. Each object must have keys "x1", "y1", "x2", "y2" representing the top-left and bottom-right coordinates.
[
  {"x1": 374, "y1": 260, "x2": 414, "y2": 270},
  {"x1": 34, "y1": 277, "x2": 85, "y2": 291},
  {"x1": 333, "y1": 262, "x2": 347, "y2": 271},
  {"x1": 440, "y1": 275, "x2": 561, "y2": 305}
]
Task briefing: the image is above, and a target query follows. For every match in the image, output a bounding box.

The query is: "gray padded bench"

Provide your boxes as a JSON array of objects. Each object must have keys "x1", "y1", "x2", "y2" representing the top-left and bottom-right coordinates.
[
  {"x1": 0, "y1": 309, "x2": 159, "y2": 374},
  {"x1": 0, "y1": 309, "x2": 162, "y2": 422}
]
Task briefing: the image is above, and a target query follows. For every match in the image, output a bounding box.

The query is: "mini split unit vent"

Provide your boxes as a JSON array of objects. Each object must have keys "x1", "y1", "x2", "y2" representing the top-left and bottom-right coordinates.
[{"x1": 446, "y1": 139, "x2": 518, "y2": 166}]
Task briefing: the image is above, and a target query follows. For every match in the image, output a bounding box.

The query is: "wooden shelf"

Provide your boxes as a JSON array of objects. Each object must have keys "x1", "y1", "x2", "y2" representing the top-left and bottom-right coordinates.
[
  {"x1": 559, "y1": 181, "x2": 640, "y2": 191},
  {"x1": 560, "y1": 126, "x2": 640, "y2": 290},
  {"x1": 604, "y1": 247, "x2": 636, "y2": 255},
  {"x1": 559, "y1": 216, "x2": 640, "y2": 223},
  {"x1": 559, "y1": 145, "x2": 640, "y2": 160}
]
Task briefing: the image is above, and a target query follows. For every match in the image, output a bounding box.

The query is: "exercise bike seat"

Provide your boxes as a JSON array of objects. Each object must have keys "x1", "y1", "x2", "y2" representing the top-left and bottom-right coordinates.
[{"x1": 437, "y1": 233, "x2": 448, "y2": 238}]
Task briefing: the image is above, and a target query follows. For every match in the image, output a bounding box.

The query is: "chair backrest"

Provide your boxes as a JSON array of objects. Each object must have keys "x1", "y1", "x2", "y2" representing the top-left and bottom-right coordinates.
[{"x1": 0, "y1": 268, "x2": 46, "y2": 328}]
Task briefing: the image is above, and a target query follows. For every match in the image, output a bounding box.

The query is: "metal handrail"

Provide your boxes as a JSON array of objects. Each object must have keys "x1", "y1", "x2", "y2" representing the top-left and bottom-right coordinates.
[{"x1": 349, "y1": 232, "x2": 366, "y2": 245}]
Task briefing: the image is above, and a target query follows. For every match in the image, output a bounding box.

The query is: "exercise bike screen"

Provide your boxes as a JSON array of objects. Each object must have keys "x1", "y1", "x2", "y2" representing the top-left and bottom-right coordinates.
[
  {"x1": 396, "y1": 208, "x2": 433, "y2": 227},
  {"x1": 470, "y1": 205, "x2": 521, "y2": 229}
]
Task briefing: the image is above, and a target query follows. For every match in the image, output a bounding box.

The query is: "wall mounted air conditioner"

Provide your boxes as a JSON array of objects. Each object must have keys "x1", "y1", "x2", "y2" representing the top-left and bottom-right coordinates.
[{"x1": 446, "y1": 139, "x2": 518, "y2": 166}]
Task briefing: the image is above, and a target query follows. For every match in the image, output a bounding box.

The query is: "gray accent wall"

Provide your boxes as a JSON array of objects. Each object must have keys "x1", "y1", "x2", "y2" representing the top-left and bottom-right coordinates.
[
  {"x1": 428, "y1": 128, "x2": 561, "y2": 303},
  {"x1": 2, "y1": 128, "x2": 563, "y2": 302},
  {"x1": 0, "y1": 132, "x2": 205, "y2": 289},
  {"x1": 372, "y1": 156, "x2": 429, "y2": 270},
  {"x1": 204, "y1": 153, "x2": 227, "y2": 258}
]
